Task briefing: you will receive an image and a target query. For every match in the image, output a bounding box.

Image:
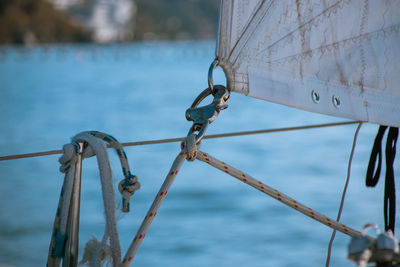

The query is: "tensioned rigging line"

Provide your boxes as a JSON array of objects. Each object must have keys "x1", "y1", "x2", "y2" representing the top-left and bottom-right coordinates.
[
  {"x1": 121, "y1": 131, "x2": 364, "y2": 265},
  {"x1": 0, "y1": 120, "x2": 360, "y2": 162},
  {"x1": 325, "y1": 122, "x2": 363, "y2": 267}
]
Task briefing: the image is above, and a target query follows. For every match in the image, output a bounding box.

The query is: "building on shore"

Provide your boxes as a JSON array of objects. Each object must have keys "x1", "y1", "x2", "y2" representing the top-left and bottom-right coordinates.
[{"x1": 50, "y1": 0, "x2": 136, "y2": 43}]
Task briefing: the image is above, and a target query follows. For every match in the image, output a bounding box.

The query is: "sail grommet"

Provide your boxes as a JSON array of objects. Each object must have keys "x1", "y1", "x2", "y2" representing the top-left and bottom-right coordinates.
[
  {"x1": 311, "y1": 90, "x2": 320, "y2": 103},
  {"x1": 332, "y1": 95, "x2": 341, "y2": 108}
]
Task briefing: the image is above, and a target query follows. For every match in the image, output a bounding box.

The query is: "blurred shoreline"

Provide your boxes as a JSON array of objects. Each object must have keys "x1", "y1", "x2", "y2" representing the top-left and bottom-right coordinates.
[
  {"x1": 0, "y1": 40, "x2": 217, "y2": 63},
  {"x1": 0, "y1": 0, "x2": 219, "y2": 45}
]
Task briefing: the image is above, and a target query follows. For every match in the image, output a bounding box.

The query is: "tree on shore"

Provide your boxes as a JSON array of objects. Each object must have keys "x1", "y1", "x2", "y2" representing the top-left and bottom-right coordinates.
[{"x1": 0, "y1": 0, "x2": 91, "y2": 45}]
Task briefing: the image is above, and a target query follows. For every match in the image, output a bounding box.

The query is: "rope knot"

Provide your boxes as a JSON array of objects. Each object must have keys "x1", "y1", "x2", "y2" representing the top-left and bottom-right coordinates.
[
  {"x1": 59, "y1": 141, "x2": 96, "y2": 174},
  {"x1": 58, "y1": 143, "x2": 78, "y2": 173},
  {"x1": 118, "y1": 174, "x2": 141, "y2": 213}
]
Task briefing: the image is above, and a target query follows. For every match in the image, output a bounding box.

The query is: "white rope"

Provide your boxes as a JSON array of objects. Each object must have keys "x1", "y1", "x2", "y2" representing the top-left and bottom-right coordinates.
[
  {"x1": 121, "y1": 134, "x2": 198, "y2": 266},
  {"x1": 196, "y1": 150, "x2": 363, "y2": 237},
  {"x1": 120, "y1": 137, "x2": 365, "y2": 266},
  {"x1": 47, "y1": 132, "x2": 128, "y2": 267},
  {"x1": 44, "y1": 122, "x2": 366, "y2": 266},
  {"x1": 58, "y1": 144, "x2": 78, "y2": 247},
  {"x1": 47, "y1": 143, "x2": 84, "y2": 267},
  {"x1": 72, "y1": 132, "x2": 122, "y2": 267},
  {"x1": 57, "y1": 142, "x2": 98, "y2": 244},
  {"x1": 325, "y1": 122, "x2": 363, "y2": 267}
]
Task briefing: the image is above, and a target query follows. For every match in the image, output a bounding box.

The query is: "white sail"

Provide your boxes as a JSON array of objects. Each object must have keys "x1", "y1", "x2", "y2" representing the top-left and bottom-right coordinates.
[{"x1": 216, "y1": 0, "x2": 400, "y2": 127}]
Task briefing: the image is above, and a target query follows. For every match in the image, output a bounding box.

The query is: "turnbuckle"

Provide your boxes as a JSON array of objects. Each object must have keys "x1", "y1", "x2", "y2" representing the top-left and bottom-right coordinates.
[{"x1": 185, "y1": 84, "x2": 230, "y2": 143}]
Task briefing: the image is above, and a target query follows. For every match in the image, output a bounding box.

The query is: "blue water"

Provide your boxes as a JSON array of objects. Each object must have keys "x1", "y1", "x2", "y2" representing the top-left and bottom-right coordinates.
[{"x1": 0, "y1": 41, "x2": 398, "y2": 267}]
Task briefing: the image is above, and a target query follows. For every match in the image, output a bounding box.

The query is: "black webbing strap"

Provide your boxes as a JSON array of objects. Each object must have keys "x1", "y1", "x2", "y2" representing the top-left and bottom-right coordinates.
[
  {"x1": 366, "y1": 126, "x2": 398, "y2": 233},
  {"x1": 366, "y1": 126, "x2": 388, "y2": 187},
  {"x1": 384, "y1": 127, "x2": 398, "y2": 232}
]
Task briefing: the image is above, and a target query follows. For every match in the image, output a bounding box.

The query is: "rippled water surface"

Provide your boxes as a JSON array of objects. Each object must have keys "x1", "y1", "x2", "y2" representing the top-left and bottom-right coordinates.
[{"x1": 0, "y1": 42, "x2": 397, "y2": 266}]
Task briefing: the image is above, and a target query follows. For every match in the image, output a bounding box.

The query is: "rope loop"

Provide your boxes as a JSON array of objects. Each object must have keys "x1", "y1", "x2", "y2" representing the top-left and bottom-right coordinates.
[
  {"x1": 366, "y1": 126, "x2": 387, "y2": 187},
  {"x1": 366, "y1": 126, "x2": 399, "y2": 233},
  {"x1": 88, "y1": 131, "x2": 140, "y2": 213},
  {"x1": 181, "y1": 133, "x2": 200, "y2": 161},
  {"x1": 49, "y1": 131, "x2": 141, "y2": 266},
  {"x1": 49, "y1": 131, "x2": 125, "y2": 267}
]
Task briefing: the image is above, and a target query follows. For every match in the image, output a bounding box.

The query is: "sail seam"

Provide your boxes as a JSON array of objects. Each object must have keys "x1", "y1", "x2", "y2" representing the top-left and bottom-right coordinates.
[
  {"x1": 255, "y1": 0, "x2": 346, "y2": 57},
  {"x1": 227, "y1": 0, "x2": 273, "y2": 65},
  {"x1": 256, "y1": 23, "x2": 400, "y2": 65}
]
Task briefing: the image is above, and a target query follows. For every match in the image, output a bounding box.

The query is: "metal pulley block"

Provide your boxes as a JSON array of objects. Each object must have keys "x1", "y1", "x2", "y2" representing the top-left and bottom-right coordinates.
[
  {"x1": 377, "y1": 231, "x2": 399, "y2": 251},
  {"x1": 348, "y1": 224, "x2": 378, "y2": 263},
  {"x1": 375, "y1": 230, "x2": 399, "y2": 262},
  {"x1": 348, "y1": 235, "x2": 375, "y2": 262},
  {"x1": 348, "y1": 224, "x2": 400, "y2": 265}
]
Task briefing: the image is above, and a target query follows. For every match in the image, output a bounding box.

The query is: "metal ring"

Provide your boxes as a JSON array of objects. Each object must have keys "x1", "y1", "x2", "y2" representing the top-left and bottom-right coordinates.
[
  {"x1": 361, "y1": 224, "x2": 380, "y2": 235},
  {"x1": 189, "y1": 87, "x2": 213, "y2": 109},
  {"x1": 208, "y1": 58, "x2": 219, "y2": 92}
]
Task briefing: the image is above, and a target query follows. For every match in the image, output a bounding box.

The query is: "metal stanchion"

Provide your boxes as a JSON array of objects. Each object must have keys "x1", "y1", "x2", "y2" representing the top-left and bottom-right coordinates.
[{"x1": 63, "y1": 142, "x2": 84, "y2": 267}]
